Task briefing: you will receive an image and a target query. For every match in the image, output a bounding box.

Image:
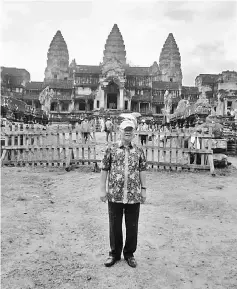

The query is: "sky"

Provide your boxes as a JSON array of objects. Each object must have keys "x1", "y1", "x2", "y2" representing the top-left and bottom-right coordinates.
[{"x1": 1, "y1": 0, "x2": 237, "y2": 86}]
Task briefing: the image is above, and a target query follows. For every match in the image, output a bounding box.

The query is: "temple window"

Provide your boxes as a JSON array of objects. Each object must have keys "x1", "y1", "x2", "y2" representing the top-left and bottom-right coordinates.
[
  {"x1": 79, "y1": 102, "x2": 86, "y2": 111},
  {"x1": 170, "y1": 78, "x2": 173, "y2": 82},
  {"x1": 34, "y1": 101, "x2": 40, "y2": 109},
  {"x1": 50, "y1": 102, "x2": 57, "y2": 111},
  {"x1": 88, "y1": 100, "x2": 93, "y2": 110},
  {"x1": 54, "y1": 74, "x2": 57, "y2": 79},
  {"x1": 156, "y1": 105, "x2": 161, "y2": 114},
  {"x1": 61, "y1": 102, "x2": 69, "y2": 111},
  {"x1": 227, "y1": 101, "x2": 232, "y2": 108},
  {"x1": 140, "y1": 103, "x2": 149, "y2": 113},
  {"x1": 97, "y1": 100, "x2": 100, "y2": 108},
  {"x1": 64, "y1": 77, "x2": 67, "y2": 80}
]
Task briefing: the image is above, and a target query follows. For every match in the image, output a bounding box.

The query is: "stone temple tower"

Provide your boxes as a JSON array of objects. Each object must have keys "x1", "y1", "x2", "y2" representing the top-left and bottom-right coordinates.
[
  {"x1": 103, "y1": 24, "x2": 127, "y2": 66},
  {"x1": 44, "y1": 30, "x2": 69, "y2": 81},
  {"x1": 159, "y1": 33, "x2": 182, "y2": 85}
]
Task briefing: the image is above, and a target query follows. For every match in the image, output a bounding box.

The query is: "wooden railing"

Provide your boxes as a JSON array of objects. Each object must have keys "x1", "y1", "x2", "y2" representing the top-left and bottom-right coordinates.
[
  {"x1": 133, "y1": 131, "x2": 215, "y2": 174},
  {"x1": 1, "y1": 124, "x2": 97, "y2": 168},
  {"x1": 1, "y1": 124, "x2": 215, "y2": 174}
]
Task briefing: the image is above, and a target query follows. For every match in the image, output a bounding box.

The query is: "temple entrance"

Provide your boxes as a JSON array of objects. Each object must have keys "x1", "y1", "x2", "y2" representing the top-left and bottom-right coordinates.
[
  {"x1": 105, "y1": 81, "x2": 119, "y2": 109},
  {"x1": 107, "y1": 93, "x2": 118, "y2": 109}
]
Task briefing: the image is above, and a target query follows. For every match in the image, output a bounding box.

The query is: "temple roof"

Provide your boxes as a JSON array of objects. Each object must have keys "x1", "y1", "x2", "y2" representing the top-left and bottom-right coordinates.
[
  {"x1": 125, "y1": 67, "x2": 151, "y2": 76},
  {"x1": 74, "y1": 65, "x2": 101, "y2": 74},
  {"x1": 181, "y1": 86, "x2": 199, "y2": 95},
  {"x1": 159, "y1": 33, "x2": 181, "y2": 64},
  {"x1": 45, "y1": 30, "x2": 69, "y2": 80},
  {"x1": 196, "y1": 74, "x2": 219, "y2": 84},
  {"x1": 152, "y1": 81, "x2": 179, "y2": 90},
  {"x1": 49, "y1": 30, "x2": 69, "y2": 55},
  {"x1": 221, "y1": 70, "x2": 237, "y2": 74},
  {"x1": 1, "y1": 66, "x2": 30, "y2": 77},
  {"x1": 44, "y1": 80, "x2": 73, "y2": 89},
  {"x1": 132, "y1": 93, "x2": 152, "y2": 102},
  {"x1": 25, "y1": 81, "x2": 44, "y2": 90},
  {"x1": 73, "y1": 65, "x2": 154, "y2": 76},
  {"x1": 150, "y1": 61, "x2": 160, "y2": 74}
]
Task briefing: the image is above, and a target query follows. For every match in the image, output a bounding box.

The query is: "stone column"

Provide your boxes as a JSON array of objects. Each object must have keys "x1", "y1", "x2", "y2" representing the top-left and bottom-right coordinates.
[
  {"x1": 69, "y1": 99, "x2": 74, "y2": 112},
  {"x1": 119, "y1": 88, "x2": 124, "y2": 110},
  {"x1": 57, "y1": 101, "x2": 61, "y2": 112},
  {"x1": 105, "y1": 93, "x2": 108, "y2": 109},
  {"x1": 93, "y1": 98, "x2": 97, "y2": 110},
  {"x1": 100, "y1": 89, "x2": 105, "y2": 109},
  {"x1": 85, "y1": 100, "x2": 88, "y2": 112},
  {"x1": 128, "y1": 99, "x2": 131, "y2": 111},
  {"x1": 224, "y1": 98, "x2": 228, "y2": 115}
]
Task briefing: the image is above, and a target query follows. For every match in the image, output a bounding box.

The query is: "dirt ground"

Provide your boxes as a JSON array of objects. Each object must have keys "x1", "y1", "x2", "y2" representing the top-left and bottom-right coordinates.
[{"x1": 1, "y1": 135, "x2": 237, "y2": 289}]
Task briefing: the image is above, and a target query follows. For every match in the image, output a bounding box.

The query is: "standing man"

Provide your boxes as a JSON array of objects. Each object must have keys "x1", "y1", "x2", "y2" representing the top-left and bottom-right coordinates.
[
  {"x1": 81, "y1": 118, "x2": 89, "y2": 143},
  {"x1": 100, "y1": 119, "x2": 147, "y2": 268},
  {"x1": 105, "y1": 117, "x2": 113, "y2": 142},
  {"x1": 140, "y1": 120, "x2": 148, "y2": 146}
]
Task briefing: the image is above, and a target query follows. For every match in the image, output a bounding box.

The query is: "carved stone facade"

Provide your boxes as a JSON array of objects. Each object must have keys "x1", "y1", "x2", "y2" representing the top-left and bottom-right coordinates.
[
  {"x1": 68, "y1": 24, "x2": 183, "y2": 116},
  {"x1": 44, "y1": 30, "x2": 69, "y2": 81},
  {"x1": 159, "y1": 33, "x2": 182, "y2": 84},
  {"x1": 195, "y1": 71, "x2": 237, "y2": 115},
  {"x1": 103, "y1": 24, "x2": 127, "y2": 66},
  {"x1": 3, "y1": 25, "x2": 237, "y2": 123},
  {"x1": 11, "y1": 24, "x2": 208, "y2": 122}
]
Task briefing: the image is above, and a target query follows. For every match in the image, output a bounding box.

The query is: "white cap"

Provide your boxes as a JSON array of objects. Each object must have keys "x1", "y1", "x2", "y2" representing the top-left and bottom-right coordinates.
[{"x1": 120, "y1": 120, "x2": 135, "y2": 130}]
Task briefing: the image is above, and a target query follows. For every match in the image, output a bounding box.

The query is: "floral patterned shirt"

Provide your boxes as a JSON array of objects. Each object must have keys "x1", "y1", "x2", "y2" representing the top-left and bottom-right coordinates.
[{"x1": 101, "y1": 141, "x2": 147, "y2": 204}]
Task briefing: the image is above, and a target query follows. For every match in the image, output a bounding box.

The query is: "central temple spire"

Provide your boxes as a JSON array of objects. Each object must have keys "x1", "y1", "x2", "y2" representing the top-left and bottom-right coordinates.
[
  {"x1": 103, "y1": 24, "x2": 127, "y2": 66},
  {"x1": 44, "y1": 30, "x2": 69, "y2": 81},
  {"x1": 159, "y1": 33, "x2": 182, "y2": 84}
]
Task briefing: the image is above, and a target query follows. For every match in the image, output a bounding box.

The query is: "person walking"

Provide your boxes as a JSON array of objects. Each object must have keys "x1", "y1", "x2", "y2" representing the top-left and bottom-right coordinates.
[
  {"x1": 100, "y1": 119, "x2": 147, "y2": 268},
  {"x1": 140, "y1": 120, "x2": 148, "y2": 146},
  {"x1": 81, "y1": 118, "x2": 90, "y2": 143},
  {"x1": 105, "y1": 118, "x2": 113, "y2": 142}
]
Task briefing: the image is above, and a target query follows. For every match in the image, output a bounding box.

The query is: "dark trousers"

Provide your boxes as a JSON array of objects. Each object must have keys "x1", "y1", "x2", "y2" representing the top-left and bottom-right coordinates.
[
  {"x1": 140, "y1": 135, "x2": 148, "y2": 145},
  {"x1": 108, "y1": 201, "x2": 140, "y2": 259},
  {"x1": 83, "y1": 132, "x2": 89, "y2": 142},
  {"x1": 106, "y1": 131, "x2": 113, "y2": 142}
]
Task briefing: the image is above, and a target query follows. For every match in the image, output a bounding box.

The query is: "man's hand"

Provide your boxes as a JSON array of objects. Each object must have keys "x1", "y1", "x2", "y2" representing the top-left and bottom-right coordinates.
[
  {"x1": 100, "y1": 171, "x2": 108, "y2": 202},
  {"x1": 141, "y1": 188, "x2": 146, "y2": 204}
]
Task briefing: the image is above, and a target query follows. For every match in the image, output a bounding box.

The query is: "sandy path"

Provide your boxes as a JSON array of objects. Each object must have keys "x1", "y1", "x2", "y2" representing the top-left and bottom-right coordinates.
[{"x1": 1, "y1": 163, "x2": 237, "y2": 289}]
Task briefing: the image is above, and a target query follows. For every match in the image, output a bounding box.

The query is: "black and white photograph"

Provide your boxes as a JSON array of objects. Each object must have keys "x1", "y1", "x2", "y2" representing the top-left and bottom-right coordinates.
[{"x1": 1, "y1": 0, "x2": 237, "y2": 288}]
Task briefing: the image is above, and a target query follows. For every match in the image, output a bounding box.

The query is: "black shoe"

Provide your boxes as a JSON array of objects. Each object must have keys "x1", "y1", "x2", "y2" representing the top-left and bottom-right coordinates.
[
  {"x1": 104, "y1": 256, "x2": 120, "y2": 267},
  {"x1": 125, "y1": 257, "x2": 137, "y2": 268}
]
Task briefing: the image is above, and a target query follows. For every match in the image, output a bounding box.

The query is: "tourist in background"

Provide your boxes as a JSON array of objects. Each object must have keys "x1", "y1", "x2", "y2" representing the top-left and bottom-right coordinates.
[
  {"x1": 81, "y1": 118, "x2": 90, "y2": 143},
  {"x1": 89, "y1": 118, "x2": 95, "y2": 140},
  {"x1": 140, "y1": 120, "x2": 148, "y2": 146},
  {"x1": 100, "y1": 117, "x2": 105, "y2": 132},
  {"x1": 100, "y1": 119, "x2": 147, "y2": 268},
  {"x1": 105, "y1": 118, "x2": 113, "y2": 142}
]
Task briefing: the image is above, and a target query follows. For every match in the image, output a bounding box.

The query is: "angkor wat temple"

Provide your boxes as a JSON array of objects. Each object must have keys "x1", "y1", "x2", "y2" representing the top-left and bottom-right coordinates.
[{"x1": 3, "y1": 24, "x2": 236, "y2": 123}]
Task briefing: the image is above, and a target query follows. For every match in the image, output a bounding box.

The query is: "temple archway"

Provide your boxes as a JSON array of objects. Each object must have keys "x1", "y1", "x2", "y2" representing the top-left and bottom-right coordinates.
[{"x1": 105, "y1": 81, "x2": 119, "y2": 109}]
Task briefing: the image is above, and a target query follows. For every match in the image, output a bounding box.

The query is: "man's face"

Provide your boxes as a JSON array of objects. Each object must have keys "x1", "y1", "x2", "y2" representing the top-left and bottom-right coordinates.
[{"x1": 120, "y1": 126, "x2": 135, "y2": 142}]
